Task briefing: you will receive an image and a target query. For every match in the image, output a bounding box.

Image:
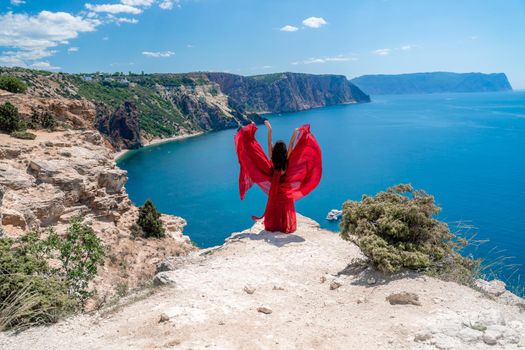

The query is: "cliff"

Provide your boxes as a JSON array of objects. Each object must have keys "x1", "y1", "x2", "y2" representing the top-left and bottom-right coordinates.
[
  {"x1": 0, "y1": 68, "x2": 369, "y2": 151},
  {"x1": 2, "y1": 215, "x2": 523, "y2": 349},
  {"x1": 351, "y1": 72, "x2": 513, "y2": 95},
  {"x1": 0, "y1": 130, "x2": 194, "y2": 303},
  {"x1": 207, "y1": 72, "x2": 371, "y2": 113}
]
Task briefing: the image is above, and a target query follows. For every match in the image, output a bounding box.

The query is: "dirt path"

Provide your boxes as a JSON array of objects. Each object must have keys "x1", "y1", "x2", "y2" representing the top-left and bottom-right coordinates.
[{"x1": 1, "y1": 215, "x2": 524, "y2": 349}]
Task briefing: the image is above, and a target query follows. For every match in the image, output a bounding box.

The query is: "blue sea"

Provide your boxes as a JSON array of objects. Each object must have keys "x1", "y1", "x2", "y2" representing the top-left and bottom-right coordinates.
[{"x1": 118, "y1": 91, "x2": 525, "y2": 294}]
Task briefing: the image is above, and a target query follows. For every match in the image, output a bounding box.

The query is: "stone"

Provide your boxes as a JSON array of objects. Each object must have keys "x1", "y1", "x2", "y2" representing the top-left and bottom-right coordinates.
[
  {"x1": 356, "y1": 297, "x2": 365, "y2": 304},
  {"x1": 257, "y1": 306, "x2": 272, "y2": 314},
  {"x1": 272, "y1": 285, "x2": 284, "y2": 291},
  {"x1": 243, "y1": 285, "x2": 256, "y2": 294},
  {"x1": 153, "y1": 272, "x2": 176, "y2": 286},
  {"x1": 386, "y1": 292, "x2": 421, "y2": 306},
  {"x1": 414, "y1": 331, "x2": 432, "y2": 342},
  {"x1": 330, "y1": 280, "x2": 342, "y2": 290},
  {"x1": 159, "y1": 313, "x2": 170, "y2": 323},
  {"x1": 367, "y1": 277, "x2": 376, "y2": 285},
  {"x1": 98, "y1": 169, "x2": 127, "y2": 194},
  {"x1": 475, "y1": 279, "x2": 507, "y2": 297},
  {"x1": 457, "y1": 327, "x2": 483, "y2": 343},
  {"x1": 156, "y1": 257, "x2": 185, "y2": 273},
  {"x1": 476, "y1": 309, "x2": 506, "y2": 327},
  {"x1": 1, "y1": 208, "x2": 26, "y2": 229}
]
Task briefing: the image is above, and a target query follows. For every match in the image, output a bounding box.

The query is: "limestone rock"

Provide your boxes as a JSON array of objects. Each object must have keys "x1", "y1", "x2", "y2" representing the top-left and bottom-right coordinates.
[
  {"x1": 386, "y1": 292, "x2": 421, "y2": 306},
  {"x1": 153, "y1": 272, "x2": 176, "y2": 286},
  {"x1": 257, "y1": 306, "x2": 272, "y2": 314},
  {"x1": 243, "y1": 285, "x2": 256, "y2": 294},
  {"x1": 475, "y1": 279, "x2": 507, "y2": 297}
]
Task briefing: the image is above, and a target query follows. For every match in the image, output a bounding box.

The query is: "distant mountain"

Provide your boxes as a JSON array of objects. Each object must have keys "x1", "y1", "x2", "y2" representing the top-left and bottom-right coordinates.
[{"x1": 350, "y1": 72, "x2": 512, "y2": 95}]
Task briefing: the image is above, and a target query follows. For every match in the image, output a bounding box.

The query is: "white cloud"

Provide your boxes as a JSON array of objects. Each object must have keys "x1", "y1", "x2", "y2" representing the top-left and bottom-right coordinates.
[
  {"x1": 280, "y1": 25, "x2": 298, "y2": 32},
  {"x1": 302, "y1": 16, "x2": 327, "y2": 28},
  {"x1": 142, "y1": 50, "x2": 175, "y2": 57},
  {"x1": 106, "y1": 14, "x2": 139, "y2": 25},
  {"x1": 30, "y1": 61, "x2": 61, "y2": 70},
  {"x1": 121, "y1": 0, "x2": 155, "y2": 7},
  {"x1": 102, "y1": 36, "x2": 110, "y2": 40},
  {"x1": 85, "y1": 3, "x2": 143, "y2": 14},
  {"x1": 10, "y1": 0, "x2": 25, "y2": 5},
  {"x1": 67, "y1": 47, "x2": 79, "y2": 53},
  {"x1": 262, "y1": 65, "x2": 272, "y2": 69},
  {"x1": 373, "y1": 48, "x2": 390, "y2": 55},
  {"x1": 292, "y1": 55, "x2": 357, "y2": 65},
  {"x1": 159, "y1": 0, "x2": 177, "y2": 10},
  {"x1": 400, "y1": 45, "x2": 412, "y2": 51},
  {"x1": 187, "y1": 44, "x2": 194, "y2": 48},
  {"x1": 0, "y1": 11, "x2": 100, "y2": 67}
]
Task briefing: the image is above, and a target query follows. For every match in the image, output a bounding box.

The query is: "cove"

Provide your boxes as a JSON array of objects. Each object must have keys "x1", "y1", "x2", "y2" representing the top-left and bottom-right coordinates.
[{"x1": 118, "y1": 91, "x2": 525, "y2": 293}]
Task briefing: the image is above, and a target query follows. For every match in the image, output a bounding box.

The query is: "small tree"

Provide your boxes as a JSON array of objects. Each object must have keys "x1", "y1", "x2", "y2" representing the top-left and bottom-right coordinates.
[
  {"x1": 137, "y1": 199, "x2": 165, "y2": 238},
  {"x1": 0, "y1": 102, "x2": 21, "y2": 133},
  {"x1": 0, "y1": 76, "x2": 27, "y2": 93}
]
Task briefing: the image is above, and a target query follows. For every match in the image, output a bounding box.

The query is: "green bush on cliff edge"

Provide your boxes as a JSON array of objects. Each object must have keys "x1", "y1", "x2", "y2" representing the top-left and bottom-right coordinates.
[
  {"x1": 0, "y1": 218, "x2": 105, "y2": 331},
  {"x1": 340, "y1": 184, "x2": 479, "y2": 282}
]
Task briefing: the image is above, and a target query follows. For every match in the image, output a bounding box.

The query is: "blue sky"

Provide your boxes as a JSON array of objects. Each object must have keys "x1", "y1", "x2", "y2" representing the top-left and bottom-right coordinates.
[{"x1": 1, "y1": 0, "x2": 524, "y2": 88}]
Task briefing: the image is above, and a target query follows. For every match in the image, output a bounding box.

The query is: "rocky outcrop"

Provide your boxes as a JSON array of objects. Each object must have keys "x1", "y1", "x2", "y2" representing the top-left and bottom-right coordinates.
[
  {"x1": 0, "y1": 91, "x2": 96, "y2": 129},
  {"x1": 96, "y1": 101, "x2": 142, "y2": 151},
  {"x1": 206, "y1": 72, "x2": 371, "y2": 113},
  {"x1": 1, "y1": 215, "x2": 523, "y2": 349},
  {"x1": 0, "y1": 130, "x2": 194, "y2": 300}
]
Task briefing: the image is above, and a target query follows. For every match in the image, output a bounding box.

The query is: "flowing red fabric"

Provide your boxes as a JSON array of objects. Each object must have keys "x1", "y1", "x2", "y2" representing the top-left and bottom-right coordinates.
[{"x1": 234, "y1": 123, "x2": 322, "y2": 233}]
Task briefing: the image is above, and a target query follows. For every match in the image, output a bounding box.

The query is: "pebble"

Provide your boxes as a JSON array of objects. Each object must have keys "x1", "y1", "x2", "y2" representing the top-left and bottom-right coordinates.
[
  {"x1": 386, "y1": 292, "x2": 421, "y2": 306},
  {"x1": 243, "y1": 285, "x2": 256, "y2": 294},
  {"x1": 257, "y1": 306, "x2": 273, "y2": 314},
  {"x1": 367, "y1": 277, "x2": 376, "y2": 285},
  {"x1": 159, "y1": 313, "x2": 170, "y2": 323},
  {"x1": 330, "y1": 280, "x2": 342, "y2": 290}
]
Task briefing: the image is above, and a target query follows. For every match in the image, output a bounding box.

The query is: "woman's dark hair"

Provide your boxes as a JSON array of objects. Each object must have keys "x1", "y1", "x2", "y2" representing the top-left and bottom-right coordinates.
[{"x1": 272, "y1": 140, "x2": 288, "y2": 171}]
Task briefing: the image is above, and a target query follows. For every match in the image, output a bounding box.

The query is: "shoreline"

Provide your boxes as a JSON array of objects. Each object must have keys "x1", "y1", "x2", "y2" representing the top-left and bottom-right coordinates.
[{"x1": 114, "y1": 131, "x2": 204, "y2": 161}]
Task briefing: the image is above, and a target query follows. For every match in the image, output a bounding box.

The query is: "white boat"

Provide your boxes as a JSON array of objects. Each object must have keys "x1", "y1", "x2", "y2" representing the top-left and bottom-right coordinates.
[{"x1": 326, "y1": 209, "x2": 343, "y2": 221}]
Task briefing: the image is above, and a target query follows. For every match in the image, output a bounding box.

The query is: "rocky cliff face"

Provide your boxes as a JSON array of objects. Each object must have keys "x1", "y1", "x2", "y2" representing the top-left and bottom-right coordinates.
[
  {"x1": 1, "y1": 68, "x2": 370, "y2": 151},
  {"x1": 206, "y1": 72, "x2": 371, "y2": 113},
  {"x1": 96, "y1": 101, "x2": 142, "y2": 151},
  {"x1": 0, "y1": 130, "x2": 194, "y2": 301}
]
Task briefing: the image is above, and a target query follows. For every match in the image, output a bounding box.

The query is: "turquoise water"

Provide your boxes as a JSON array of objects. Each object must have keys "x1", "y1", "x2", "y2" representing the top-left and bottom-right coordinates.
[{"x1": 119, "y1": 91, "x2": 525, "y2": 293}]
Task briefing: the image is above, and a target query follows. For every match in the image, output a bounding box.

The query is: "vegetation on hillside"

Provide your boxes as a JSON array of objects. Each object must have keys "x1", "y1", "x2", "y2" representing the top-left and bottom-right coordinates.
[
  {"x1": 0, "y1": 76, "x2": 27, "y2": 93},
  {"x1": 0, "y1": 218, "x2": 105, "y2": 331},
  {"x1": 341, "y1": 184, "x2": 480, "y2": 283}
]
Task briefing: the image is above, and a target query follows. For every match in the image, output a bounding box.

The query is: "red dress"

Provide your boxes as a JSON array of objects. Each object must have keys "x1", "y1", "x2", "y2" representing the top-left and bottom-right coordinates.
[{"x1": 234, "y1": 123, "x2": 322, "y2": 233}]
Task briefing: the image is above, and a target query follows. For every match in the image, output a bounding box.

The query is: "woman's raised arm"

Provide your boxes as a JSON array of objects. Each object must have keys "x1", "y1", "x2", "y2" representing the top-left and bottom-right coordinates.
[
  {"x1": 288, "y1": 128, "x2": 299, "y2": 159},
  {"x1": 264, "y1": 120, "x2": 272, "y2": 159}
]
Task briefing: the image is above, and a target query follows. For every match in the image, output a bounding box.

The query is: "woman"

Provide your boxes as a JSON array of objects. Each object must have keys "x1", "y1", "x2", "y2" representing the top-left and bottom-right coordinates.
[{"x1": 234, "y1": 119, "x2": 322, "y2": 233}]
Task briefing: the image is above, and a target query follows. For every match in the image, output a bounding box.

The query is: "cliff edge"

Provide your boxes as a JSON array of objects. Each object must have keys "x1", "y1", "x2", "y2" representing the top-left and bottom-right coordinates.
[{"x1": 2, "y1": 215, "x2": 523, "y2": 349}]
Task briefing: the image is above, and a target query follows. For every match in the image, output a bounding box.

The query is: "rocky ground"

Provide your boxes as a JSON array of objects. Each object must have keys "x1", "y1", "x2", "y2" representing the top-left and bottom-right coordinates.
[
  {"x1": 0, "y1": 130, "x2": 194, "y2": 303},
  {"x1": 1, "y1": 215, "x2": 523, "y2": 349}
]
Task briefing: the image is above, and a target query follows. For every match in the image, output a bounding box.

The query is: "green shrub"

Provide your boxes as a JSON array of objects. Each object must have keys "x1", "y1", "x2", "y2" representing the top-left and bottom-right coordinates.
[
  {"x1": 10, "y1": 131, "x2": 36, "y2": 140},
  {"x1": 0, "y1": 219, "x2": 105, "y2": 331},
  {"x1": 0, "y1": 76, "x2": 27, "y2": 93},
  {"x1": 30, "y1": 111, "x2": 56, "y2": 130},
  {"x1": 0, "y1": 102, "x2": 21, "y2": 133},
  {"x1": 137, "y1": 199, "x2": 165, "y2": 238},
  {"x1": 0, "y1": 233, "x2": 75, "y2": 331},
  {"x1": 340, "y1": 184, "x2": 479, "y2": 280}
]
